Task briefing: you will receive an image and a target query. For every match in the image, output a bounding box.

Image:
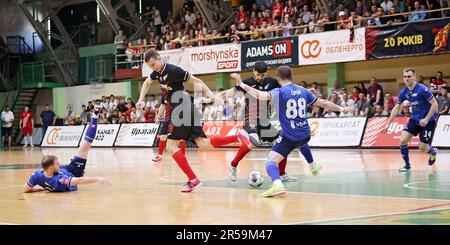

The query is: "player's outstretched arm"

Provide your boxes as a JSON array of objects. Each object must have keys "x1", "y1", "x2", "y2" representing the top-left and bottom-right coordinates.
[
  {"x1": 23, "y1": 184, "x2": 45, "y2": 193},
  {"x1": 156, "y1": 104, "x2": 166, "y2": 121},
  {"x1": 230, "y1": 73, "x2": 272, "y2": 101},
  {"x1": 383, "y1": 103, "x2": 401, "y2": 133},
  {"x1": 313, "y1": 98, "x2": 353, "y2": 113},
  {"x1": 137, "y1": 77, "x2": 154, "y2": 108},
  {"x1": 69, "y1": 177, "x2": 111, "y2": 187},
  {"x1": 187, "y1": 75, "x2": 223, "y2": 105}
]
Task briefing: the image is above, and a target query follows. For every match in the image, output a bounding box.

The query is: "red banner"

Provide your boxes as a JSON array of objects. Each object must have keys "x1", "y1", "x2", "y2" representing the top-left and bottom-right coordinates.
[
  {"x1": 202, "y1": 121, "x2": 243, "y2": 147},
  {"x1": 362, "y1": 117, "x2": 419, "y2": 147}
]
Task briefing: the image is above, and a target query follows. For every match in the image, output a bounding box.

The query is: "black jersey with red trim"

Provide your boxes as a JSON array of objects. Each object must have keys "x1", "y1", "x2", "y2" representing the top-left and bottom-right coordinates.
[
  {"x1": 235, "y1": 76, "x2": 280, "y2": 122},
  {"x1": 150, "y1": 63, "x2": 191, "y2": 120}
]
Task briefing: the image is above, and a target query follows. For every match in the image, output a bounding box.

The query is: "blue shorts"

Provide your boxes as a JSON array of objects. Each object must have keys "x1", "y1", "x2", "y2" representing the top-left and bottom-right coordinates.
[
  {"x1": 271, "y1": 135, "x2": 311, "y2": 158},
  {"x1": 404, "y1": 119, "x2": 436, "y2": 144},
  {"x1": 61, "y1": 156, "x2": 87, "y2": 178}
]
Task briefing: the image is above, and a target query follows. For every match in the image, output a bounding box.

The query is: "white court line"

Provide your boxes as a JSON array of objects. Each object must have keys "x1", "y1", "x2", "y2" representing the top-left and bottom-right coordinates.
[
  {"x1": 0, "y1": 221, "x2": 18, "y2": 225},
  {"x1": 288, "y1": 206, "x2": 450, "y2": 225},
  {"x1": 404, "y1": 181, "x2": 450, "y2": 192}
]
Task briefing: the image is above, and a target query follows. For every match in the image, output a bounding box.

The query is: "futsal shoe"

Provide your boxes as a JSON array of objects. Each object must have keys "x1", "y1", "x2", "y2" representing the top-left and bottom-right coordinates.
[
  {"x1": 181, "y1": 179, "x2": 202, "y2": 192},
  {"x1": 399, "y1": 165, "x2": 411, "y2": 172},
  {"x1": 261, "y1": 183, "x2": 286, "y2": 197},
  {"x1": 309, "y1": 162, "x2": 322, "y2": 176},
  {"x1": 228, "y1": 166, "x2": 237, "y2": 181},
  {"x1": 280, "y1": 173, "x2": 297, "y2": 182},
  {"x1": 428, "y1": 148, "x2": 438, "y2": 166},
  {"x1": 152, "y1": 155, "x2": 163, "y2": 162},
  {"x1": 237, "y1": 130, "x2": 251, "y2": 147}
]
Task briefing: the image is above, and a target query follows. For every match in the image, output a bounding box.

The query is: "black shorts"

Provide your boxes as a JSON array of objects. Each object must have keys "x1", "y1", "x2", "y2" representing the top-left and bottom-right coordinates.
[
  {"x1": 1, "y1": 127, "x2": 12, "y2": 137},
  {"x1": 404, "y1": 119, "x2": 436, "y2": 144},
  {"x1": 158, "y1": 120, "x2": 171, "y2": 135},
  {"x1": 167, "y1": 101, "x2": 206, "y2": 141},
  {"x1": 243, "y1": 121, "x2": 280, "y2": 143}
]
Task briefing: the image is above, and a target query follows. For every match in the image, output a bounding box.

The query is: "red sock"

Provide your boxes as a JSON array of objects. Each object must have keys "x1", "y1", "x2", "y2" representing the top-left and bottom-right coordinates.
[
  {"x1": 158, "y1": 139, "x2": 166, "y2": 155},
  {"x1": 231, "y1": 144, "x2": 251, "y2": 167},
  {"x1": 172, "y1": 150, "x2": 196, "y2": 180},
  {"x1": 278, "y1": 158, "x2": 287, "y2": 175},
  {"x1": 179, "y1": 140, "x2": 186, "y2": 155},
  {"x1": 209, "y1": 135, "x2": 238, "y2": 148}
]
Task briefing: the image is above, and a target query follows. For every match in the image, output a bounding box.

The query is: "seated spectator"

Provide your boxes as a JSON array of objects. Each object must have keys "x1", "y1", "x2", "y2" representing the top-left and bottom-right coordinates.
[
  {"x1": 384, "y1": 92, "x2": 397, "y2": 112},
  {"x1": 355, "y1": 93, "x2": 371, "y2": 117},
  {"x1": 431, "y1": 71, "x2": 447, "y2": 96},
  {"x1": 384, "y1": 6, "x2": 406, "y2": 25},
  {"x1": 438, "y1": 87, "x2": 450, "y2": 114},
  {"x1": 352, "y1": 86, "x2": 362, "y2": 102},
  {"x1": 340, "y1": 93, "x2": 355, "y2": 117},
  {"x1": 311, "y1": 82, "x2": 322, "y2": 95},
  {"x1": 367, "y1": 77, "x2": 384, "y2": 106},
  {"x1": 281, "y1": 16, "x2": 293, "y2": 37},
  {"x1": 410, "y1": 1, "x2": 426, "y2": 21},
  {"x1": 355, "y1": 1, "x2": 368, "y2": 16},
  {"x1": 437, "y1": 87, "x2": 449, "y2": 114},
  {"x1": 373, "y1": 104, "x2": 389, "y2": 117}
]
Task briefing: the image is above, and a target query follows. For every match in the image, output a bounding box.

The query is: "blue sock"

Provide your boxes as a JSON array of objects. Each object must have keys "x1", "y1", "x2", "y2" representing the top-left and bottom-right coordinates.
[
  {"x1": 427, "y1": 146, "x2": 436, "y2": 155},
  {"x1": 400, "y1": 145, "x2": 410, "y2": 166},
  {"x1": 84, "y1": 117, "x2": 97, "y2": 143},
  {"x1": 300, "y1": 144, "x2": 314, "y2": 164},
  {"x1": 266, "y1": 161, "x2": 281, "y2": 182}
]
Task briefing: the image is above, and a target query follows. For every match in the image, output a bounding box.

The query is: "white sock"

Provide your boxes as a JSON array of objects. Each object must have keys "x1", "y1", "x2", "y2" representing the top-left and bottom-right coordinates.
[
  {"x1": 24, "y1": 137, "x2": 27, "y2": 145},
  {"x1": 29, "y1": 136, "x2": 33, "y2": 145},
  {"x1": 273, "y1": 179, "x2": 283, "y2": 186}
]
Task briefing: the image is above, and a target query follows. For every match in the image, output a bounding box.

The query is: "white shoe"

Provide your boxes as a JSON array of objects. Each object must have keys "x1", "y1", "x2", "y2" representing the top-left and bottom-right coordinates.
[
  {"x1": 280, "y1": 173, "x2": 298, "y2": 182},
  {"x1": 152, "y1": 155, "x2": 163, "y2": 162},
  {"x1": 30, "y1": 144, "x2": 34, "y2": 147},
  {"x1": 22, "y1": 144, "x2": 28, "y2": 148},
  {"x1": 228, "y1": 166, "x2": 237, "y2": 181},
  {"x1": 309, "y1": 162, "x2": 322, "y2": 176}
]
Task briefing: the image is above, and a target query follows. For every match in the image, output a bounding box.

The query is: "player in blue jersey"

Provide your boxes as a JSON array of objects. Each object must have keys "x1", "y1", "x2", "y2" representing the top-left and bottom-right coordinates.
[
  {"x1": 231, "y1": 66, "x2": 354, "y2": 197},
  {"x1": 23, "y1": 106, "x2": 110, "y2": 193},
  {"x1": 383, "y1": 68, "x2": 438, "y2": 172}
]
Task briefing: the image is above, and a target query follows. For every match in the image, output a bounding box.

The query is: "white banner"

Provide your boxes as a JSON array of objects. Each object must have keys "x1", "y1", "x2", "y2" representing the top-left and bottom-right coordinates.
[
  {"x1": 41, "y1": 126, "x2": 86, "y2": 147},
  {"x1": 141, "y1": 49, "x2": 186, "y2": 77},
  {"x1": 185, "y1": 43, "x2": 241, "y2": 74},
  {"x1": 307, "y1": 117, "x2": 367, "y2": 146},
  {"x1": 81, "y1": 124, "x2": 120, "y2": 147},
  {"x1": 432, "y1": 115, "x2": 450, "y2": 147},
  {"x1": 298, "y1": 28, "x2": 366, "y2": 65},
  {"x1": 114, "y1": 123, "x2": 159, "y2": 147}
]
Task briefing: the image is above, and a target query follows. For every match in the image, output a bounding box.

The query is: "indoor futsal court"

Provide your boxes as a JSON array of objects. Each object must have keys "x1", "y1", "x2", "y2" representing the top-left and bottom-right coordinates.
[{"x1": 1, "y1": 147, "x2": 449, "y2": 225}]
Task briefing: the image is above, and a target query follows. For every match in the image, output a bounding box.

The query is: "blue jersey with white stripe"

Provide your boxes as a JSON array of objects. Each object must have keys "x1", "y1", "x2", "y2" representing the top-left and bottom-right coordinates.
[
  {"x1": 397, "y1": 83, "x2": 437, "y2": 122},
  {"x1": 27, "y1": 169, "x2": 77, "y2": 192},
  {"x1": 270, "y1": 84, "x2": 317, "y2": 142}
]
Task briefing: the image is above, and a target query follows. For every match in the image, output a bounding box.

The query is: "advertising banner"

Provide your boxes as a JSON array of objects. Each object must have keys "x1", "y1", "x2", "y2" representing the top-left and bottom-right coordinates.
[
  {"x1": 362, "y1": 117, "x2": 420, "y2": 147},
  {"x1": 185, "y1": 43, "x2": 241, "y2": 74},
  {"x1": 114, "y1": 123, "x2": 159, "y2": 147},
  {"x1": 241, "y1": 36, "x2": 298, "y2": 70},
  {"x1": 202, "y1": 121, "x2": 244, "y2": 147},
  {"x1": 142, "y1": 49, "x2": 185, "y2": 77},
  {"x1": 299, "y1": 28, "x2": 366, "y2": 65},
  {"x1": 366, "y1": 19, "x2": 450, "y2": 59},
  {"x1": 432, "y1": 115, "x2": 450, "y2": 147},
  {"x1": 307, "y1": 117, "x2": 367, "y2": 147},
  {"x1": 81, "y1": 124, "x2": 120, "y2": 147},
  {"x1": 41, "y1": 126, "x2": 86, "y2": 147}
]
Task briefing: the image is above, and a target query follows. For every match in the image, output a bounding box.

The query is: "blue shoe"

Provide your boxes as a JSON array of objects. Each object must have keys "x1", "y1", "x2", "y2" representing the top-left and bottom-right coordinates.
[{"x1": 428, "y1": 148, "x2": 438, "y2": 166}]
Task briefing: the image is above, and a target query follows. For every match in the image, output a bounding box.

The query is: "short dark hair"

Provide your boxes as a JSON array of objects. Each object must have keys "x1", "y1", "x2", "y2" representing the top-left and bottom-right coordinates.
[
  {"x1": 276, "y1": 66, "x2": 293, "y2": 81},
  {"x1": 41, "y1": 155, "x2": 58, "y2": 170},
  {"x1": 253, "y1": 61, "x2": 268, "y2": 73},
  {"x1": 144, "y1": 48, "x2": 160, "y2": 62}
]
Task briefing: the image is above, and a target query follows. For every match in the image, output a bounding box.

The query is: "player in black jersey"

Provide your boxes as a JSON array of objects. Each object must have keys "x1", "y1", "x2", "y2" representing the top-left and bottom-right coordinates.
[
  {"x1": 137, "y1": 49, "x2": 250, "y2": 192},
  {"x1": 218, "y1": 61, "x2": 321, "y2": 182}
]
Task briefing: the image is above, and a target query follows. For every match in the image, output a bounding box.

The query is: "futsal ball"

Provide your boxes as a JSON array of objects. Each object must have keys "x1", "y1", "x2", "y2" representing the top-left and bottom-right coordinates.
[{"x1": 248, "y1": 171, "x2": 264, "y2": 187}]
